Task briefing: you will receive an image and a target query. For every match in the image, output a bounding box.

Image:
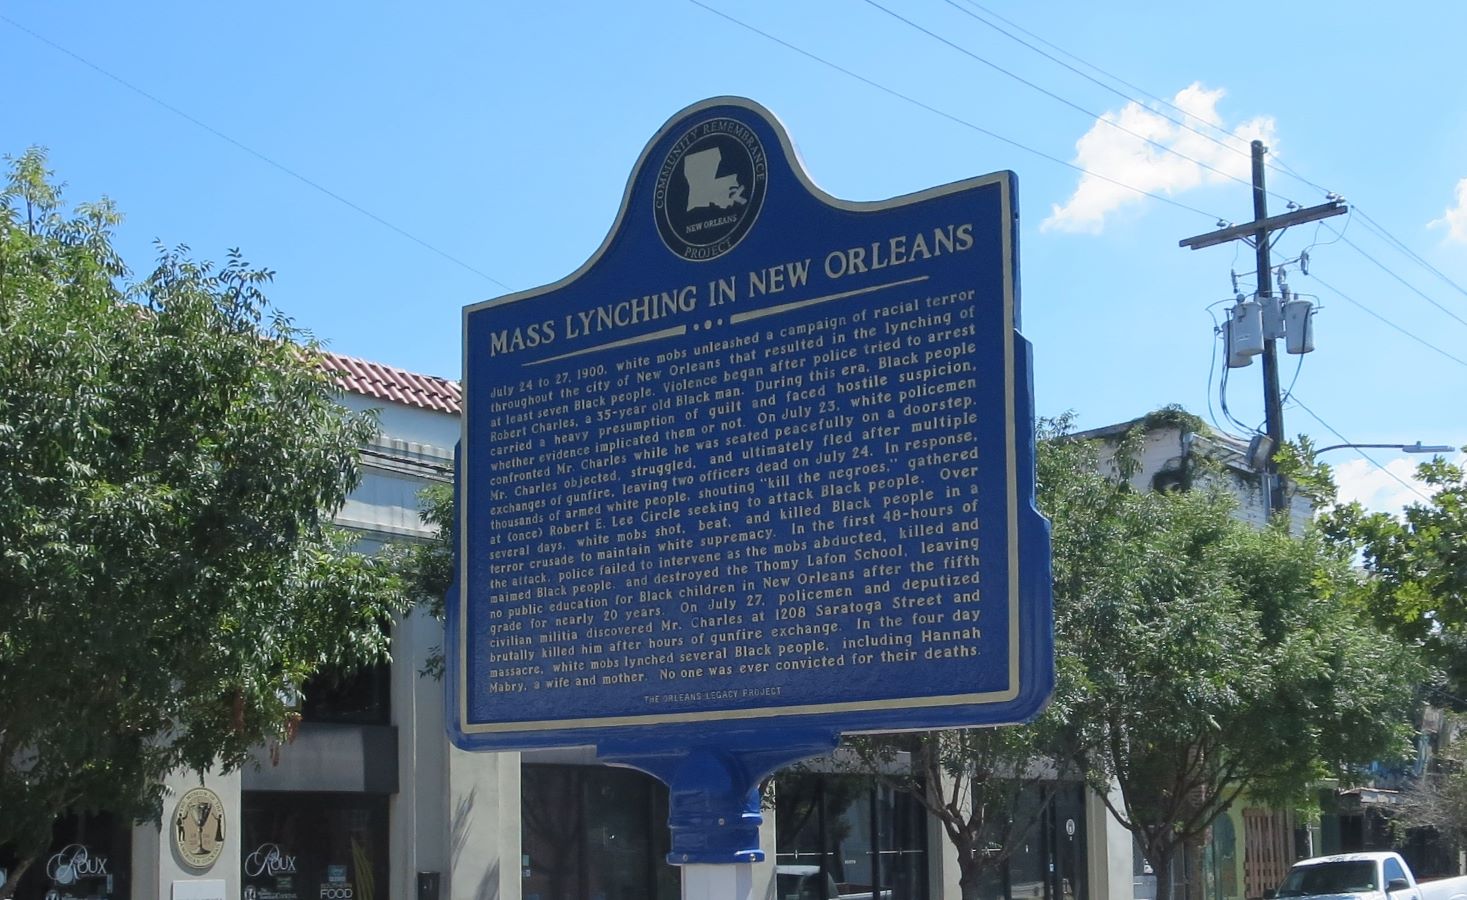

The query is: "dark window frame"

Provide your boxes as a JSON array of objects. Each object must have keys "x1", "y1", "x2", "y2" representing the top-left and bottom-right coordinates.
[{"x1": 773, "y1": 771, "x2": 930, "y2": 900}]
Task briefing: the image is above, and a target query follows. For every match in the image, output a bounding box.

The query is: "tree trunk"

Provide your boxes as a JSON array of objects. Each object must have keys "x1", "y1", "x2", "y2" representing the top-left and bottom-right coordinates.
[
  {"x1": 0, "y1": 856, "x2": 34, "y2": 900},
  {"x1": 957, "y1": 854, "x2": 985, "y2": 900},
  {"x1": 959, "y1": 873, "x2": 984, "y2": 900},
  {"x1": 954, "y1": 831, "x2": 996, "y2": 900},
  {"x1": 1152, "y1": 845, "x2": 1180, "y2": 900},
  {"x1": 1184, "y1": 831, "x2": 1208, "y2": 900}
]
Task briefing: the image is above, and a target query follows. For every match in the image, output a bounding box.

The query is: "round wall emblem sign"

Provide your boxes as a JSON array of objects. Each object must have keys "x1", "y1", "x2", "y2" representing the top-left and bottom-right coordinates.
[
  {"x1": 172, "y1": 786, "x2": 225, "y2": 870},
  {"x1": 653, "y1": 116, "x2": 768, "y2": 261}
]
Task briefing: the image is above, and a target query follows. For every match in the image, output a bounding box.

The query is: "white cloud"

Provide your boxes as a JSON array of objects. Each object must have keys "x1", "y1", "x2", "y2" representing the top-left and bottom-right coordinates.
[
  {"x1": 1428, "y1": 177, "x2": 1467, "y2": 243},
  {"x1": 1332, "y1": 457, "x2": 1433, "y2": 515},
  {"x1": 1042, "y1": 83, "x2": 1275, "y2": 234}
]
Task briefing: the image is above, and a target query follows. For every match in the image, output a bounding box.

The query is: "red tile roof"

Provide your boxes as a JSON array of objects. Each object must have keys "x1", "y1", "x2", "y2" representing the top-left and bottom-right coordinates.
[{"x1": 319, "y1": 351, "x2": 461, "y2": 415}]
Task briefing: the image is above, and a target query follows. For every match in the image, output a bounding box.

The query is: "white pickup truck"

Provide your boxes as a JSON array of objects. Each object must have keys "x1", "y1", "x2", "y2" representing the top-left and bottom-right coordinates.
[{"x1": 1272, "y1": 852, "x2": 1467, "y2": 900}]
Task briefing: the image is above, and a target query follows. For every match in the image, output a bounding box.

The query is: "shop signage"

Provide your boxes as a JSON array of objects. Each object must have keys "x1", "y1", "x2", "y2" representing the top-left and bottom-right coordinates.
[
  {"x1": 455, "y1": 97, "x2": 1051, "y2": 752},
  {"x1": 45, "y1": 844, "x2": 109, "y2": 885},
  {"x1": 244, "y1": 844, "x2": 299, "y2": 878}
]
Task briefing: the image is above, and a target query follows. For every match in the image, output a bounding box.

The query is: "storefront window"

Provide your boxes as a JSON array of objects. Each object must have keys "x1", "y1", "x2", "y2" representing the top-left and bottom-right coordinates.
[
  {"x1": 1008, "y1": 787, "x2": 1047, "y2": 900},
  {"x1": 241, "y1": 793, "x2": 388, "y2": 900},
  {"x1": 521, "y1": 764, "x2": 679, "y2": 900},
  {"x1": 299, "y1": 662, "x2": 390, "y2": 725},
  {"x1": 961, "y1": 781, "x2": 1088, "y2": 900},
  {"x1": 1203, "y1": 815, "x2": 1239, "y2": 900},
  {"x1": 774, "y1": 772, "x2": 929, "y2": 900},
  {"x1": 2, "y1": 812, "x2": 130, "y2": 900},
  {"x1": 876, "y1": 783, "x2": 930, "y2": 899},
  {"x1": 1051, "y1": 784, "x2": 1088, "y2": 900}
]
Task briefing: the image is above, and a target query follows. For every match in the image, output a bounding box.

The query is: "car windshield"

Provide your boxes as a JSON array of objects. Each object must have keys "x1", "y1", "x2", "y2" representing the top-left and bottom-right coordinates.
[{"x1": 1277, "y1": 862, "x2": 1379, "y2": 896}]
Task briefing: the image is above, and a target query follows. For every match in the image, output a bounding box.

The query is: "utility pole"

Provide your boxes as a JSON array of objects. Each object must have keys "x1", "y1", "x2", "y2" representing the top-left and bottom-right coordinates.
[
  {"x1": 1180, "y1": 140, "x2": 1346, "y2": 516},
  {"x1": 1252, "y1": 142, "x2": 1287, "y2": 514}
]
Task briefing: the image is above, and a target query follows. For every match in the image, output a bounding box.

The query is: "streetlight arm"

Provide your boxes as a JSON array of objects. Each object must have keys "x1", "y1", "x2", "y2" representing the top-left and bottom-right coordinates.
[{"x1": 1313, "y1": 442, "x2": 1456, "y2": 455}]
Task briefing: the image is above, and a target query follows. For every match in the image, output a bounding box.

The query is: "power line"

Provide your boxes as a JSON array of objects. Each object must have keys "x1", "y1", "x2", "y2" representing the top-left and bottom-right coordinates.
[
  {"x1": 684, "y1": 0, "x2": 1225, "y2": 222},
  {"x1": 947, "y1": 0, "x2": 1323, "y2": 208},
  {"x1": 1298, "y1": 208, "x2": 1353, "y2": 258},
  {"x1": 1204, "y1": 310, "x2": 1228, "y2": 436},
  {"x1": 858, "y1": 0, "x2": 1274, "y2": 202},
  {"x1": 0, "y1": 12, "x2": 514, "y2": 292},
  {"x1": 692, "y1": 0, "x2": 1461, "y2": 375},
  {"x1": 1288, "y1": 395, "x2": 1433, "y2": 505},
  {"x1": 1266, "y1": 155, "x2": 1337, "y2": 199},
  {"x1": 1334, "y1": 231, "x2": 1467, "y2": 329},
  {"x1": 1219, "y1": 142, "x2": 1467, "y2": 306},
  {"x1": 943, "y1": 2, "x2": 1254, "y2": 159},
  {"x1": 877, "y1": 0, "x2": 1459, "y2": 511},
  {"x1": 950, "y1": 0, "x2": 1464, "y2": 307},
  {"x1": 954, "y1": 0, "x2": 1242, "y2": 142},
  {"x1": 949, "y1": 0, "x2": 1464, "y2": 321},
  {"x1": 1217, "y1": 353, "x2": 1256, "y2": 436},
  {"x1": 1204, "y1": 305, "x2": 1256, "y2": 437},
  {"x1": 1229, "y1": 144, "x2": 1467, "y2": 304},
  {"x1": 1256, "y1": 168, "x2": 1460, "y2": 329},
  {"x1": 1306, "y1": 272, "x2": 1467, "y2": 369},
  {"x1": 1353, "y1": 206, "x2": 1467, "y2": 302}
]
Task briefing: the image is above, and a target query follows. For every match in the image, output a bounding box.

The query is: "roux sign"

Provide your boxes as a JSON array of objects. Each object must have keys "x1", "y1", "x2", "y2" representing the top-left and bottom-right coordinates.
[
  {"x1": 45, "y1": 844, "x2": 109, "y2": 885},
  {"x1": 244, "y1": 843, "x2": 298, "y2": 878},
  {"x1": 452, "y1": 96, "x2": 1051, "y2": 753}
]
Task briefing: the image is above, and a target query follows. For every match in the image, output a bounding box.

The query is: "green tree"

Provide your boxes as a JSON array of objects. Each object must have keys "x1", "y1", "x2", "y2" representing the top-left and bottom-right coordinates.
[
  {"x1": 0, "y1": 149, "x2": 409, "y2": 898},
  {"x1": 1395, "y1": 721, "x2": 1467, "y2": 851},
  {"x1": 777, "y1": 416, "x2": 1418, "y2": 900},
  {"x1": 400, "y1": 482, "x2": 454, "y2": 678},
  {"x1": 805, "y1": 417, "x2": 1091, "y2": 900},
  {"x1": 1053, "y1": 419, "x2": 1421, "y2": 900},
  {"x1": 1320, "y1": 450, "x2": 1467, "y2": 851},
  {"x1": 1321, "y1": 452, "x2": 1467, "y2": 682}
]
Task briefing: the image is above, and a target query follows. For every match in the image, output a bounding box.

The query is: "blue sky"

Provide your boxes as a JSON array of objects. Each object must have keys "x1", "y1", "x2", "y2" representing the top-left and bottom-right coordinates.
[{"x1": 4, "y1": 1, "x2": 1464, "y2": 511}]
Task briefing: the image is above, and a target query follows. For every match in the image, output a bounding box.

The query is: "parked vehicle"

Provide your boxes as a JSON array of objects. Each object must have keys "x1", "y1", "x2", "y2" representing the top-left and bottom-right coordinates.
[{"x1": 1270, "y1": 852, "x2": 1467, "y2": 900}]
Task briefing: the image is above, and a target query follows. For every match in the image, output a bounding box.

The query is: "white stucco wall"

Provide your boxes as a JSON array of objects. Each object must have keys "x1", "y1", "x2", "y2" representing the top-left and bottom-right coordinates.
[
  {"x1": 1086, "y1": 781, "x2": 1136, "y2": 900},
  {"x1": 341, "y1": 393, "x2": 461, "y2": 453},
  {"x1": 131, "y1": 766, "x2": 242, "y2": 900},
  {"x1": 1087, "y1": 424, "x2": 1314, "y2": 534}
]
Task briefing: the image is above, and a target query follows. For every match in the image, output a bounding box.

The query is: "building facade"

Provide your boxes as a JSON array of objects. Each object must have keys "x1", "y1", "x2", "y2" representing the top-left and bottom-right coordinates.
[{"x1": 16, "y1": 367, "x2": 1381, "y2": 900}]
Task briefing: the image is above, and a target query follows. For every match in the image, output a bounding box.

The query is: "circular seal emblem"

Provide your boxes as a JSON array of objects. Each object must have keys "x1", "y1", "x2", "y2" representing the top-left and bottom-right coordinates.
[
  {"x1": 172, "y1": 786, "x2": 226, "y2": 870},
  {"x1": 653, "y1": 116, "x2": 768, "y2": 261}
]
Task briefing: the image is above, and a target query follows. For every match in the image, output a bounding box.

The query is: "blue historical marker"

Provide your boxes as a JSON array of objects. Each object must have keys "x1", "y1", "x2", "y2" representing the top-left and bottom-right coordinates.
[{"x1": 452, "y1": 97, "x2": 1051, "y2": 866}]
